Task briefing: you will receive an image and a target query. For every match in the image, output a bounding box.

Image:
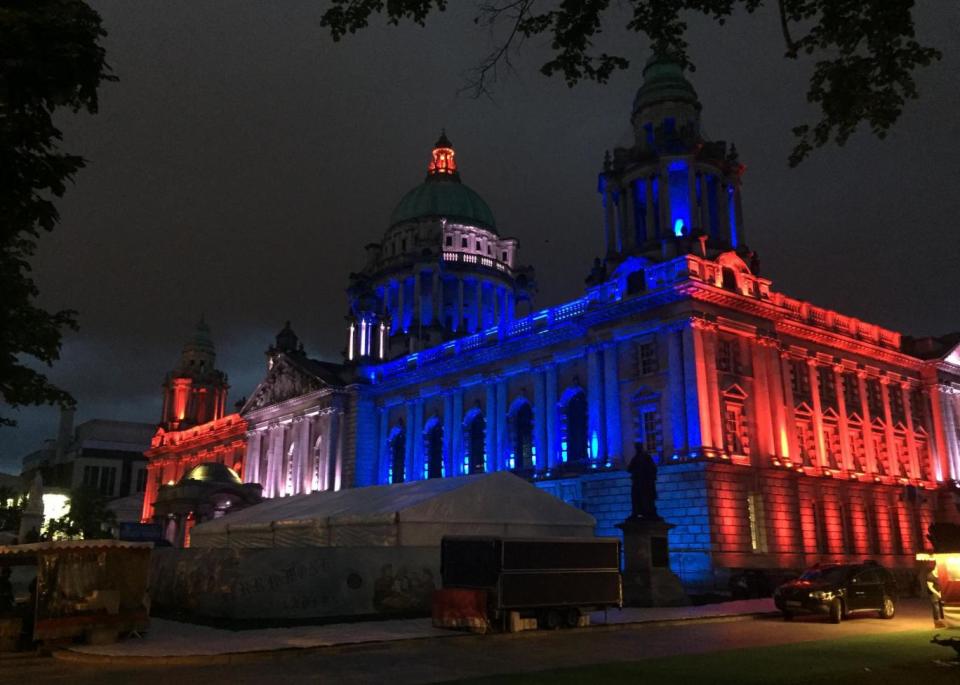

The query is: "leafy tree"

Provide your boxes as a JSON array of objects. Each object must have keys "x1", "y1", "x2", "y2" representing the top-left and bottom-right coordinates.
[
  {"x1": 0, "y1": 0, "x2": 114, "y2": 426},
  {"x1": 319, "y1": 0, "x2": 940, "y2": 166},
  {"x1": 44, "y1": 485, "x2": 116, "y2": 540}
]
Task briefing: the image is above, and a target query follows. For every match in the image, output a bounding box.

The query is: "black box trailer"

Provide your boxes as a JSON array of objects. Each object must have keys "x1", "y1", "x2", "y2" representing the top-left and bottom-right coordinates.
[{"x1": 439, "y1": 536, "x2": 622, "y2": 630}]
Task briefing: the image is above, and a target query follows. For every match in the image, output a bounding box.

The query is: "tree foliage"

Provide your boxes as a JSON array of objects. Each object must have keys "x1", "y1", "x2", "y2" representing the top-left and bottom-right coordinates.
[
  {"x1": 0, "y1": 0, "x2": 114, "y2": 426},
  {"x1": 44, "y1": 485, "x2": 116, "y2": 540},
  {"x1": 319, "y1": 0, "x2": 940, "y2": 166}
]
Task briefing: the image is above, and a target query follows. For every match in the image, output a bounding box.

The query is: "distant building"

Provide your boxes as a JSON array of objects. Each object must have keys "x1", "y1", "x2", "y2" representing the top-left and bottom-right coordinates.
[{"x1": 21, "y1": 409, "x2": 154, "y2": 500}]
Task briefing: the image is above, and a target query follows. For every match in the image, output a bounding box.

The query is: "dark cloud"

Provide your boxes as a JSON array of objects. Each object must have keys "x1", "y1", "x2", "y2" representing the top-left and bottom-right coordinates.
[{"x1": 2, "y1": 1, "x2": 957, "y2": 472}]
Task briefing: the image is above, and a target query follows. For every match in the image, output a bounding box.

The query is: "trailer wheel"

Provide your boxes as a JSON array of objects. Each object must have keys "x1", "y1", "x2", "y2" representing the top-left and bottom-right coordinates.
[
  {"x1": 564, "y1": 608, "x2": 581, "y2": 629},
  {"x1": 539, "y1": 609, "x2": 562, "y2": 630}
]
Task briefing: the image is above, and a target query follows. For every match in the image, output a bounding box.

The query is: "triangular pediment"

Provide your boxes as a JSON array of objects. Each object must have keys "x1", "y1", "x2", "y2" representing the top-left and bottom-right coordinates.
[
  {"x1": 241, "y1": 354, "x2": 343, "y2": 414},
  {"x1": 722, "y1": 383, "x2": 748, "y2": 400}
]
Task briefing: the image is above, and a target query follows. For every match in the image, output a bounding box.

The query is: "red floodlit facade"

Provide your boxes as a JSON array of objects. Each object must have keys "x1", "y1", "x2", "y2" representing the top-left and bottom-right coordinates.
[{"x1": 141, "y1": 319, "x2": 249, "y2": 524}]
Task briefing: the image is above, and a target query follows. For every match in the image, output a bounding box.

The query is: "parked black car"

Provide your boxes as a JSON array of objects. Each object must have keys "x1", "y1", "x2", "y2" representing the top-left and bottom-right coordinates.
[{"x1": 773, "y1": 562, "x2": 898, "y2": 623}]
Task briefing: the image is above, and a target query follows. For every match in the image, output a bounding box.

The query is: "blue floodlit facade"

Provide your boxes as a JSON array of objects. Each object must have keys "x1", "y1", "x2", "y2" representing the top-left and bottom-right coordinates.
[{"x1": 212, "y1": 55, "x2": 960, "y2": 590}]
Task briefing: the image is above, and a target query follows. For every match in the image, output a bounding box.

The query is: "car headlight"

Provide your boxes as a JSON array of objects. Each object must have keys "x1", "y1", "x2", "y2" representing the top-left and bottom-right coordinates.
[{"x1": 810, "y1": 590, "x2": 834, "y2": 601}]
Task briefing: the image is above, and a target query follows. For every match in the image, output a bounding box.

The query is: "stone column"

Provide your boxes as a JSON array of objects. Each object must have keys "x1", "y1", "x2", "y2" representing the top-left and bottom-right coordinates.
[
  {"x1": 901, "y1": 382, "x2": 920, "y2": 479},
  {"x1": 807, "y1": 360, "x2": 826, "y2": 468},
  {"x1": 453, "y1": 390, "x2": 464, "y2": 475},
  {"x1": 603, "y1": 186, "x2": 615, "y2": 256},
  {"x1": 622, "y1": 182, "x2": 635, "y2": 252},
  {"x1": 443, "y1": 394, "x2": 454, "y2": 478},
  {"x1": 332, "y1": 409, "x2": 344, "y2": 491},
  {"x1": 378, "y1": 409, "x2": 389, "y2": 484},
  {"x1": 834, "y1": 366, "x2": 852, "y2": 471},
  {"x1": 413, "y1": 399, "x2": 425, "y2": 480},
  {"x1": 244, "y1": 430, "x2": 262, "y2": 484},
  {"x1": 456, "y1": 278, "x2": 464, "y2": 333},
  {"x1": 545, "y1": 364, "x2": 559, "y2": 469},
  {"x1": 587, "y1": 346, "x2": 605, "y2": 463},
  {"x1": 857, "y1": 372, "x2": 877, "y2": 473},
  {"x1": 687, "y1": 320, "x2": 716, "y2": 451},
  {"x1": 880, "y1": 378, "x2": 898, "y2": 476},
  {"x1": 765, "y1": 343, "x2": 789, "y2": 460},
  {"x1": 496, "y1": 378, "x2": 508, "y2": 472},
  {"x1": 687, "y1": 164, "x2": 697, "y2": 233},
  {"x1": 296, "y1": 416, "x2": 311, "y2": 494},
  {"x1": 485, "y1": 382, "x2": 496, "y2": 473},
  {"x1": 603, "y1": 344, "x2": 622, "y2": 465},
  {"x1": 749, "y1": 339, "x2": 774, "y2": 460},
  {"x1": 778, "y1": 353, "x2": 799, "y2": 464},
  {"x1": 533, "y1": 368, "x2": 547, "y2": 471},
  {"x1": 670, "y1": 326, "x2": 692, "y2": 454},
  {"x1": 702, "y1": 329, "x2": 724, "y2": 453},
  {"x1": 645, "y1": 177, "x2": 655, "y2": 240},
  {"x1": 404, "y1": 402, "x2": 415, "y2": 481}
]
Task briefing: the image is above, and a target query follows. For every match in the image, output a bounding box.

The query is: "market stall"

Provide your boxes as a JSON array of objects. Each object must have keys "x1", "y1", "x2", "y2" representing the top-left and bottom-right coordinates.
[{"x1": 0, "y1": 540, "x2": 151, "y2": 646}]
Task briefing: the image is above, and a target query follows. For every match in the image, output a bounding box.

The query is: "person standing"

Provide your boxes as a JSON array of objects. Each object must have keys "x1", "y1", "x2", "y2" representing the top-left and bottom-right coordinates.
[{"x1": 926, "y1": 562, "x2": 945, "y2": 628}]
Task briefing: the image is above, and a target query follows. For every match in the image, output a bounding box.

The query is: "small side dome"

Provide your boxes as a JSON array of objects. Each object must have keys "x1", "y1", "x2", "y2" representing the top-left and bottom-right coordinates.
[
  {"x1": 180, "y1": 462, "x2": 242, "y2": 485},
  {"x1": 389, "y1": 132, "x2": 496, "y2": 231}
]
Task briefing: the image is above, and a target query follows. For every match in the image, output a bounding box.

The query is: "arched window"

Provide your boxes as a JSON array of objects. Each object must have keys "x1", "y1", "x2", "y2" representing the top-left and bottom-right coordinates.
[
  {"x1": 560, "y1": 389, "x2": 588, "y2": 464},
  {"x1": 464, "y1": 411, "x2": 486, "y2": 474},
  {"x1": 424, "y1": 418, "x2": 444, "y2": 479},
  {"x1": 508, "y1": 400, "x2": 534, "y2": 471},
  {"x1": 388, "y1": 425, "x2": 406, "y2": 484}
]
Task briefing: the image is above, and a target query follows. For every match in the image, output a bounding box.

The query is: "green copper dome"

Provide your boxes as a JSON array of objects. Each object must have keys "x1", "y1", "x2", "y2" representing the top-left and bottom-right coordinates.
[
  {"x1": 390, "y1": 176, "x2": 496, "y2": 230},
  {"x1": 633, "y1": 53, "x2": 701, "y2": 116},
  {"x1": 389, "y1": 132, "x2": 496, "y2": 230}
]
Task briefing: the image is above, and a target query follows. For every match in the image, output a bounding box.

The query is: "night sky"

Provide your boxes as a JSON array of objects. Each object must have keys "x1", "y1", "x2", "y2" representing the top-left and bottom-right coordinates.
[{"x1": 2, "y1": 2, "x2": 957, "y2": 473}]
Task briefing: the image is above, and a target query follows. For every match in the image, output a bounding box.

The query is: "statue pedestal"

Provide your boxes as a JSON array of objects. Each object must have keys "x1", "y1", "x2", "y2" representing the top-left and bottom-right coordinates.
[{"x1": 616, "y1": 517, "x2": 688, "y2": 607}]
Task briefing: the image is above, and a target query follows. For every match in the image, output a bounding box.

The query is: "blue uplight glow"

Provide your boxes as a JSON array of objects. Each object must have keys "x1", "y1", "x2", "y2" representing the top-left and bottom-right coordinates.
[{"x1": 668, "y1": 161, "x2": 691, "y2": 237}]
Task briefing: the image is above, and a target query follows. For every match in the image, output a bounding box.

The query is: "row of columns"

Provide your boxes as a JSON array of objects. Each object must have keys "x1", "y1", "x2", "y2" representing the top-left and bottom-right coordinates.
[
  {"x1": 688, "y1": 316, "x2": 944, "y2": 481},
  {"x1": 383, "y1": 270, "x2": 516, "y2": 336},
  {"x1": 376, "y1": 345, "x2": 623, "y2": 484},
  {"x1": 243, "y1": 409, "x2": 344, "y2": 498},
  {"x1": 602, "y1": 166, "x2": 740, "y2": 257}
]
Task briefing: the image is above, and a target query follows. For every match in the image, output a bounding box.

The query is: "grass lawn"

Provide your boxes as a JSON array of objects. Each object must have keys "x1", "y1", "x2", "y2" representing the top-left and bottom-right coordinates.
[{"x1": 450, "y1": 630, "x2": 960, "y2": 684}]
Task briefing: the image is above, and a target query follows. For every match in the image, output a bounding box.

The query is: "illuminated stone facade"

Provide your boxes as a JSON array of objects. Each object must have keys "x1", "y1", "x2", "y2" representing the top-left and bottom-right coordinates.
[{"x1": 146, "y1": 56, "x2": 960, "y2": 581}]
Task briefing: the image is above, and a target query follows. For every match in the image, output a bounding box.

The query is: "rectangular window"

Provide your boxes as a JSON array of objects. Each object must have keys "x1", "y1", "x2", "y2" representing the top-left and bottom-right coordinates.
[
  {"x1": 501, "y1": 251, "x2": 507, "y2": 261},
  {"x1": 98, "y1": 466, "x2": 116, "y2": 496},
  {"x1": 639, "y1": 342, "x2": 658, "y2": 375},
  {"x1": 135, "y1": 469, "x2": 148, "y2": 493},
  {"x1": 818, "y1": 367, "x2": 837, "y2": 409},
  {"x1": 723, "y1": 403, "x2": 748, "y2": 455},
  {"x1": 889, "y1": 388, "x2": 906, "y2": 426},
  {"x1": 641, "y1": 408, "x2": 662, "y2": 456},
  {"x1": 461, "y1": 237, "x2": 468, "y2": 248},
  {"x1": 823, "y1": 422, "x2": 841, "y2": 469},
  {"x1": 796, "y1": 418, "x2": 816, "y2": 466},
  {"x1": 747, "y1": 492, "x2": 768, "y2": 553},
  {"x1": 910, "y1": 389, "x2": 927, "y2": 429},
  {"x1": 790, "y1": 360, "x2": 811, "y2": 404},
  {"x1": 82, "y1": 465, "x2": 99, "y2": 490},
  {"x1": 842, "y1": 373, "x2": 861, "y2": 414},
  {"x1": 445, "y1": 235, "x2": 452, "y2": 246},
  {"x1": 866, "y1": 379, "x2": 884, "y2": 420}
]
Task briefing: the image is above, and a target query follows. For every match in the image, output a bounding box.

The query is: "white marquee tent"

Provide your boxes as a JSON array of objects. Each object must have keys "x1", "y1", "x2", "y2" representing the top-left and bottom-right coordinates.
[{"x1": 190, "y1": 471, "x2": 596, "y2": 549}]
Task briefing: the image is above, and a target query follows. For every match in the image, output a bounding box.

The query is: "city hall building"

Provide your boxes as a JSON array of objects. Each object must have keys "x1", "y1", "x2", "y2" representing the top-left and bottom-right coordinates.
[{"x1": 143, "y1": 56, "x2": 960, "y2": 587}]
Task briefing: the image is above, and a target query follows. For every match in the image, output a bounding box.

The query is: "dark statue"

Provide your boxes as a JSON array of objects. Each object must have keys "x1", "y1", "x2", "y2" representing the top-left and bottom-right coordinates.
[{"x1": 627, "y1": 443, "x2": 660, "y2": 520}]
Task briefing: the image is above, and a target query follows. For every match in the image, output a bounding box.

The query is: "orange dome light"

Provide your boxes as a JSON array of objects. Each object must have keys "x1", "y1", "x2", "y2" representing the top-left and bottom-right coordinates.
[{"x1": 427, "y1": 130, "x2": 457, "y2": 177}]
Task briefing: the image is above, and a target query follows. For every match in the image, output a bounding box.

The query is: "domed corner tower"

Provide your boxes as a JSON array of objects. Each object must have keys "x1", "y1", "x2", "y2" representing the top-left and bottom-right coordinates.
[
  {"x1": 596, "y1": 53, "x2": 749, "y2": 273},
  {"x1": 345, "y1": 131, "x2": 536, "y2": 362},
  {"x1": 160, "y1": 316, "x2": 230, "y2": 431}
]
